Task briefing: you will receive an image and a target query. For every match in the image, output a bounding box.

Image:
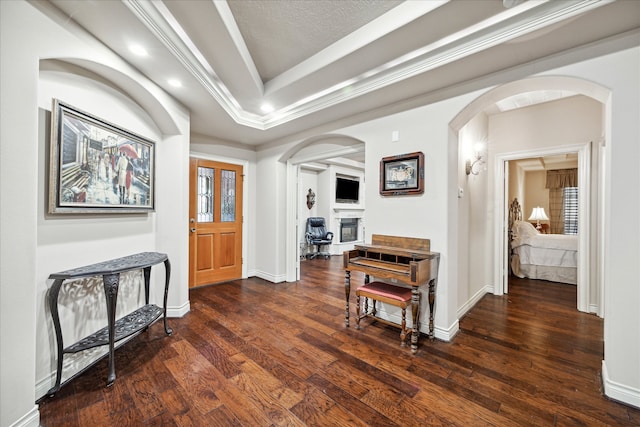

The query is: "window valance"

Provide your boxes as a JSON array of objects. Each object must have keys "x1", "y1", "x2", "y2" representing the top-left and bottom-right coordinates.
[{"x1": 545, "y1": 168, "x2": 578, "y2": 189}]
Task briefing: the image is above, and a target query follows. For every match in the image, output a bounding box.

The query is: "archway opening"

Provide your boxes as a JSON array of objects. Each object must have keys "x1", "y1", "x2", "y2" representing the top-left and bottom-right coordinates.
[
  {"x1": 450, "y1": 76, "x2": 609, "y2": 316},
  {"x1": 282, "y1": 135, "x2": 365, "y2": 282}
]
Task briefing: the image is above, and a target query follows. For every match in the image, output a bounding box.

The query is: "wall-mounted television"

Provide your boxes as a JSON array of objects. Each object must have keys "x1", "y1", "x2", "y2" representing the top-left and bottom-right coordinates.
[{"x1": 335, "y1": 177, "x2": 360, "y2": 203}]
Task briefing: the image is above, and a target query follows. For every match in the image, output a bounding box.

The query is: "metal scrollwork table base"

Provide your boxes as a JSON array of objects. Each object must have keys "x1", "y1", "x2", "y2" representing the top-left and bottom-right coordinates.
[{"x1": 45, "y1": 252, "x2": 172, "y2": 398}]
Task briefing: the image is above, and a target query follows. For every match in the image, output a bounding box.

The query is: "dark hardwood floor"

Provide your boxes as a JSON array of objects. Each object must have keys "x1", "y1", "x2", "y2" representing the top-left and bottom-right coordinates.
[{"x1": 38, "y1": 256, "x2": 640, "y2": 426}]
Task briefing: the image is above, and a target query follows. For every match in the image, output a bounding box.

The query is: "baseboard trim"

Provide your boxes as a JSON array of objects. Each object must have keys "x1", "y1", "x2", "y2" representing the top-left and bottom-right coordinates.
[
  {"x1": 602, "y1": 360, "x2": 640, "y2": 409},
  {"x1": 254, "y1": 270, "x2": 286, "y2": 283},
  {"x1": 8, "y1": 406, "x2": 39, "y2": 427},
  {"x1": 167, "y1": 301, "x2": 190, "y2": 318},
  {"x1": 458, "y1": 285, "x2": 492, "y2": 319},
  {"x1": 435, "y1": 319, "x2": 459, "y2": 342},
  {"x1": 356, "y1": 306, "x2": 459, "y2": 343}
]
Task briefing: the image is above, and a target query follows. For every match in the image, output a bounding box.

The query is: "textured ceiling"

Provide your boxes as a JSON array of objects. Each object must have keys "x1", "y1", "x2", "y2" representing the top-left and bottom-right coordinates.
[{"x1": 227, "y1": 0, "x2": 403, "y2": 81}]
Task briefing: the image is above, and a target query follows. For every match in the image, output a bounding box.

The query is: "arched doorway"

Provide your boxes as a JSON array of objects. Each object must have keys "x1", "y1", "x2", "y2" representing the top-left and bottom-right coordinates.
[
  {"x1": 450, "y1": 76, "x2": 610, "y2": 316},
  {"x1": 281, "y1": 135, "x2": 365, "y2": 282}
]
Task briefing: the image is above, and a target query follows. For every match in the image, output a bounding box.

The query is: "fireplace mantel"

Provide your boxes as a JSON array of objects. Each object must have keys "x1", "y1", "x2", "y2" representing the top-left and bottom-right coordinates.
[{"x1": 333, "y1": 208, "x2": 364, "y2": 219}]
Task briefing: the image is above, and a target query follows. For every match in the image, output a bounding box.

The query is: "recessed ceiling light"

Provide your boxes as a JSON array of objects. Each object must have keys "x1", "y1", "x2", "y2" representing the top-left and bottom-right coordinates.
[
  {"x1": 168, "y1": 79, "x2": 182, "y2": 88},
  {"x1": 260, "y1": 103, "x2": 274, "y2": 113},
  {"x1": 129, "y1": 44, "x2": 148, "y2": 57}
]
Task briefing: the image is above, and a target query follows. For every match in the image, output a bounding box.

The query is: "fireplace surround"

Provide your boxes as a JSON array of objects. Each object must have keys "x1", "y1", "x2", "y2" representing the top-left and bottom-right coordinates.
[{"x1": 340, "y1": 218, "x2": 358, "y2": 243}]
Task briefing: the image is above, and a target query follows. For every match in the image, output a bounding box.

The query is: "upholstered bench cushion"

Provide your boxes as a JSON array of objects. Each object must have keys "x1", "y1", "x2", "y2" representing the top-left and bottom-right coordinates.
[{"x1": 356, "y1": 281, "x2": 412, "y2": 302}]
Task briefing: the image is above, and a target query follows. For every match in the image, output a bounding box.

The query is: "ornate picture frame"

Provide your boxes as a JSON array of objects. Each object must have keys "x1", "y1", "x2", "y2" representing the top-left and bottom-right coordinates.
[
  {"x1": 379, "y1": 151, "x2": 424, "y2": 196},
  {"x1": 48, "y1": 99, "x2": 155, "y2": 214}
]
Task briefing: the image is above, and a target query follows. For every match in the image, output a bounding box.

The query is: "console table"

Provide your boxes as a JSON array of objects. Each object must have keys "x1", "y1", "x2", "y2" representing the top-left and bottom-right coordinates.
[{"x1": 46, "y1": 252, "x2": 172, "y2": 397}]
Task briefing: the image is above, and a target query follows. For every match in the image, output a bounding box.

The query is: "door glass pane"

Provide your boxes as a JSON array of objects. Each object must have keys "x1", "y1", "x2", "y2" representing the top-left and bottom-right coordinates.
[
  {"x1": 197, "y1": 166, "x2": 214, "y2": 223},
  {"x1": 221, "y1": 169, "x2": 236, "y2": 222}
]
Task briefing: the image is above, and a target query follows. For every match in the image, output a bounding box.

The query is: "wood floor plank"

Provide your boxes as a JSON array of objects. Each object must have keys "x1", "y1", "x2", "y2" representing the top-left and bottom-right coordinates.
[
  {"x1": 158, "y1": 387, "x2": 190, "y2": 418},
  {"x1": 126, "y1": 370, "x2": 167, "y2": 421},
  {"x1": 298, "y1": 330, "x2": 420, "y2": 398},
  {"x1": 306, "y1": 373, "x2": 399, "y2": 427},
  {"x1": 162, "y1": 340, "x2": 224, "y2": 416},
  {"x1": 38, "y1": 257, "x2": 640, "y2": 426},
  {"x1": 288, "y1": 386, "x2": 337, "y2": 425},
  {"x1": 229, "y1": 352, "x2": 304, "y2": 409}
]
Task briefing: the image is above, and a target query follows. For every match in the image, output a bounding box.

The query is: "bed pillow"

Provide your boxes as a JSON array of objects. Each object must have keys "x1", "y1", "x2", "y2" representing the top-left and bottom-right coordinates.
[{"x1": 512, "y1": 220, "x2": 539, "y2": 237}]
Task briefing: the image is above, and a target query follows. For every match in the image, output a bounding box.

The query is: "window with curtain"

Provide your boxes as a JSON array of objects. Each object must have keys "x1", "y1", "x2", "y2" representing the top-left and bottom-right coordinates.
[
  {"x1": 563, "y1": 187, "x2": 578, "y2": 234},
  {"x1": 545, "y1": 168, "x2": 578, "y2": 234}
]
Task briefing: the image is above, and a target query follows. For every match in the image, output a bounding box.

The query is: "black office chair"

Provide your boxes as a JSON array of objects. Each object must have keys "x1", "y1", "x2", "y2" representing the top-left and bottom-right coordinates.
[{"x1": 305, "y1": 217, "x2": 334, "y2": 259}]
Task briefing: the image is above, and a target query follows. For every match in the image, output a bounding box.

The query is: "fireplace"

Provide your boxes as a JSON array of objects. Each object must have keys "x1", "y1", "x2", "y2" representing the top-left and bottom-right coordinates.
[{"x1": 340, "y1": 218, "x2": 358, "y2": 243}]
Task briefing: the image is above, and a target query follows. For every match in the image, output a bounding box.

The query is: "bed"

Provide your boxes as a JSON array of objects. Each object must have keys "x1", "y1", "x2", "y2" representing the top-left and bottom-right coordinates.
[{"x1": 508, "y1": 198, "x2": 578, "y2": 285}]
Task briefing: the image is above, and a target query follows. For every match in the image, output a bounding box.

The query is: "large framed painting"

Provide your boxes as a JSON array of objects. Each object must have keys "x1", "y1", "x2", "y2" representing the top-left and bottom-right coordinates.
[
  {"x1": 48, "y1": 99, "x2": 155, "y2": 214},
  {"x1": 379, "y1": 151, "x2": 424, "y2": 196}
]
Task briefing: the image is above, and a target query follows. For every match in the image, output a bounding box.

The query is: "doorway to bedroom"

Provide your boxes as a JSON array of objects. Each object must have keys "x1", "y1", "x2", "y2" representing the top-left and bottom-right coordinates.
[
  {"x1": 454, "y1": 78, "x2": 606, "y2": 317},
  {"x1": 506, "y1": 153, "x2": 581, "y2": 290},
  {"x1": 498, "y1": 136, "x2": 599, "y2": 315}
]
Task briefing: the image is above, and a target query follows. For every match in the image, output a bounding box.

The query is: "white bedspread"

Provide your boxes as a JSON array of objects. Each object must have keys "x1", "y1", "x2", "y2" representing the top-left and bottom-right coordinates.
[
  {"x1": 512, "y1": 234, "x2": 578, "y2": 268},
  {"x1": 511, "y1": 234, "x2": 577, "y2": 251}
]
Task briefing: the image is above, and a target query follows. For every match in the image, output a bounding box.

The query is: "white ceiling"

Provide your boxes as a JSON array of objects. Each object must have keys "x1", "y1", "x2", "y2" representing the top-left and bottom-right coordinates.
[
  {"x1": 47, "y1": 0, "x2": 640, "y2": 147},
  {"x1": 514, "y1": 153, "x2": 579, "y2": 171}
]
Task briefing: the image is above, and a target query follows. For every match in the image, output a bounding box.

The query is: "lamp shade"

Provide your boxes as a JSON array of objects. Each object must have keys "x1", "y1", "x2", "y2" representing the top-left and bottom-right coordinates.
[{"x1": 528, "y1": 207, "x2": 549, "y2": 221}]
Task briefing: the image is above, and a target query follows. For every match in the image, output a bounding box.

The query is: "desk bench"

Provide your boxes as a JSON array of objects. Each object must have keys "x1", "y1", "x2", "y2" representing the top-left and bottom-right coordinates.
[{"x1": 355, "y1": 281, "x2": 420, "y2": 348}]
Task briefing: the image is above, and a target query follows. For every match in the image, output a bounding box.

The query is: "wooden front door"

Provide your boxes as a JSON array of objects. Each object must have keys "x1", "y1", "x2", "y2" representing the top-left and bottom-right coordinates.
[{"x1": 189, "y1": 158, "x2": 243, "y2": 288}]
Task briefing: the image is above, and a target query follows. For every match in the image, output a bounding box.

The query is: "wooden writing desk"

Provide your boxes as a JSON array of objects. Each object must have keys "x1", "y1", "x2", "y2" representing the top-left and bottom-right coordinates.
[{"x1": 343, "y1": 234, "x2": 440, "y2": 353}]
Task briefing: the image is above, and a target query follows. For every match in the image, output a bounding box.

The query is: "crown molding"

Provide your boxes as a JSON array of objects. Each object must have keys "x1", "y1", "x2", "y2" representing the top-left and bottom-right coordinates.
[
  {"x1": 123, "y1": 0, "x2": 265, "y2": 130},
  {"x1": 125, "y1": 0, "x2": 609, "y2": 131}
]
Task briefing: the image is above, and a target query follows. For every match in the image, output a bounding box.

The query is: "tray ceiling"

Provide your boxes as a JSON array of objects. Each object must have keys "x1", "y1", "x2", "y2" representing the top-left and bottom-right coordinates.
[{"x1": 46, "y1": 0, "x2": 640, "y2": 146}]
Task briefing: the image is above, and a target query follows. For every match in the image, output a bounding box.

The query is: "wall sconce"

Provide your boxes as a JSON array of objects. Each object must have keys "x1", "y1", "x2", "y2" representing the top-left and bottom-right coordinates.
[
  {"x1": 465, "y1": 154, "x2": 484, "y2": 175},
  {"x1": 528, "y1": 206, "x2": 549, "y2": 230},
  {"x1": 465, "y1": 141, "x2": 486, "y2": 175}
]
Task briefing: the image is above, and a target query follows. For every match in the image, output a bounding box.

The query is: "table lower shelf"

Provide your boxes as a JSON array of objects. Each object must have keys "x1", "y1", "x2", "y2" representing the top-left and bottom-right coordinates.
[{"x1": 65, "y1": 304, "x2": 163, "y2": 353}]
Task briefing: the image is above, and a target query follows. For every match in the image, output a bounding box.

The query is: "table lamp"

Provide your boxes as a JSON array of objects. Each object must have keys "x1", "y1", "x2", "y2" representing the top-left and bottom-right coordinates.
[{"x1": 528, "y1": 206, "x2": 549, "y2": 230}]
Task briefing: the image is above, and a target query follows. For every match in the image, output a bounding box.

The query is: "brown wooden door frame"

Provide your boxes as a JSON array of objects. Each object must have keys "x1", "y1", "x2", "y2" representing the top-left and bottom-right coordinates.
[{"x1": 189, "y1": 157, "x2": 243, "y2": 288}]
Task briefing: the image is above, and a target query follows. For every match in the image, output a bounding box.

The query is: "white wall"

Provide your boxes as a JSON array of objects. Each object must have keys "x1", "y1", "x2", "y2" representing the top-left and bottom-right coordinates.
[
  {"x1": 1, "y1": 2, "x2": 190, "y2": 426},
  {"x1": 1, "y1": 2, "x2": 41, "y2": 425},
  {"x1": 458, "y1": 113, "x2": 491, "y2": 314},
  {"x1": 327, "y1": 95, "x2": 479, "y2": 340},
  {"x1": 255, "y1": 146, "x2": 289, "y2": 283},
  {"x1": 590, "y1": 47, "x2": 640, "y2": 406}
]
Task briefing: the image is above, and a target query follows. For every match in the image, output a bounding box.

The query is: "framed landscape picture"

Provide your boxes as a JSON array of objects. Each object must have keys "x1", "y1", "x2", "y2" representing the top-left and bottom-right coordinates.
[
  {"x1": 379, "y1": 151, "x2": 424, "y2": 196},
  {"x1": 48, "y1": 99, "x2": 155, "y2": 214}
]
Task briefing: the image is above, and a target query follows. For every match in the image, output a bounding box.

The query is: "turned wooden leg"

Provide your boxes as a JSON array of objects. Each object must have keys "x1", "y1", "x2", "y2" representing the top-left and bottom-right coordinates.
[
  {"x1": 410, "y1": 286, "x2": 421, "y2": 354},
  {"x1": 344, "y1": 270, "x2": 351, "y2": 327},
  {"x1": 356, "y1": 294, "x2": 361, "y2": 330},
  {"x1": 428, "y1": 279, "x2": 436, "y2": 340},
  {"x1": 400, "y1": 307, "x2": 407, "y2": 347}
]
